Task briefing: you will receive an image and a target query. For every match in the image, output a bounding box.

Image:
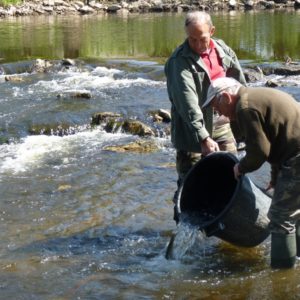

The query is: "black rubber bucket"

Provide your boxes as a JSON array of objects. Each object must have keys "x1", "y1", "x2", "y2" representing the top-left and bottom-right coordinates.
[{"x1": 177, "y1": 152, "x2": 271, "y2": 247}]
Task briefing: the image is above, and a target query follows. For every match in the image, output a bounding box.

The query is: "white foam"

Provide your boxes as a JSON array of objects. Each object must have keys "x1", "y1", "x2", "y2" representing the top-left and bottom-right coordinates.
[
  {"x1": 28, "y1": 67, "x2": 163, "y2": 95},
  {"x1": 0, "y1": 129, "x2": 132, "y2": 175}
]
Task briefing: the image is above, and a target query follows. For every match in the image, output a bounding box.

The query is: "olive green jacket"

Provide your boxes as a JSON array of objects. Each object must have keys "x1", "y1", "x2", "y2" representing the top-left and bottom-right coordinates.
[
  {"x1": 235, "y1": 86, "x2": 300, "y2": 185},
  {"x1": 164, "y1": 38, "x2": 246, "y2": 152}
]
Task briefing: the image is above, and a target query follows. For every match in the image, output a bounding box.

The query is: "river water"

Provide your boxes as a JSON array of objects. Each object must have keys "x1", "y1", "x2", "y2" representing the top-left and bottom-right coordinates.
[{"x1": 0, "y1": 11, "x2": 300, "y2": 300}]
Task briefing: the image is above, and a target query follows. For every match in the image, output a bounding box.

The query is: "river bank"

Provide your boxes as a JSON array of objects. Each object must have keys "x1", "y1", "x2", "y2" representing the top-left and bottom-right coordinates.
[{"x1": 0, "y1": 0, "x2": 299, "y2": 18}]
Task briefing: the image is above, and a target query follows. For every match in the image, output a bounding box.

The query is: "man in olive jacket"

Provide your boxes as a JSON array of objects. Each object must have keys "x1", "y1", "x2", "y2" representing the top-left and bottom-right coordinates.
[
  {"x1": 203, "y1": 77, "x2": 300, "y2": 269},
  {"x1": 164, "y1": 11, "x2": 246, "y2": 222}
]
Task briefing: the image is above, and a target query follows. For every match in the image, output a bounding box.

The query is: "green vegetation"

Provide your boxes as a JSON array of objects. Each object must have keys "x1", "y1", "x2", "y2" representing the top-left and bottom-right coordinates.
[{"x1": 0, "y1": 0, "x2": 22, "y2": 7}]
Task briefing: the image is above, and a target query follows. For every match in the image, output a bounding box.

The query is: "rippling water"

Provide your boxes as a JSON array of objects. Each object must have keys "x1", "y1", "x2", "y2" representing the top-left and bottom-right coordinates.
[{"x1": 0, "y1": 58, "x2": 300, "y2": 299}]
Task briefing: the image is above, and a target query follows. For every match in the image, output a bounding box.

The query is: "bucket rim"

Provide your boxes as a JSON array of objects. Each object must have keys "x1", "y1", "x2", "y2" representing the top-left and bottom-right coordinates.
[{"x1": 177, "y1": 151, "x2": 244, "y2": 229}]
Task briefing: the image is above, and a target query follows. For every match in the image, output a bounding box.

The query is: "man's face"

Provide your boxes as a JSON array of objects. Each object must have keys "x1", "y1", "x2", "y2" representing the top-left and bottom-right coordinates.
[{"x1": 186, "y1": 22, "x2": 215, "y2": 55}]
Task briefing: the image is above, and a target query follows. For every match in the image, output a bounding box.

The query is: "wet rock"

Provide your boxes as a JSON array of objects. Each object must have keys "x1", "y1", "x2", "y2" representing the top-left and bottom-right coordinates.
[
  {"x1": 29, "y1": 123, "x2": 79, "y2": 136},
  {"x1": 7, "y1": 6, "x2": 17, "y2": 16},
  {"x1": 149, "y1": 109, "x2": 171, "y2": 123},
  {"x1": 105, "y1": 119, "x2": 123, "y2": 133},
  {"x1": 257, "y1": 63, "x2": 300, "y2": 76},
  {"x1": 34, "y1": 6, "x2": 46, "y2": 14},
  {"x1": 265, "y1": 80, "x2": 279, "y2": 87},
  {"x1": 78, "y1": 5, "x2": 95, "y2": 13},
  {"x1": 54, "y1": 0, "x2": 69, "y2": 5},
  {"x1": 0, "y1": 8, "x2": 7, "y2": 16},
  {"x1": 62, "y1": 58, "x2": 76, "y2": 66},
  {"x1": 272, "y1": 64, "x2": 300, "y2": 76},
  {"x1": 91, "y1": 112, "x2": 155, "y2": 137},
  {"x1": 265, "y1": 78, "x2": 298, "y2": 87},
  {"x1": 104, "y1": 139, "x2": 159, "y2": 153},
  {"x1": 122, "y1": 120, "x2": 155, "y2": 137},
  {"x1": 57, "y1": 184, "x2": 72, "y2": 191},
  {"x1": 107, "y1": 4, "x2": 122, "y2": 12},
  {"x1": 91, "y1": 112, "x2": 122, "y2": 125},
  {"x1": 43, "y1": 6, "x2": 54, "y2": 12},
  {"x1": 88, "y1": 1, "x2": 105, "y2": 9},
  {"x1": 0, "y1": 0, "x2": 299, "y2": 17},
  {"x1": 244, "y1": 0, "x2": 254, "y2": 9},
  {"x1": 43, "y1": 0, "x2": 55, "y2": 6},
  {"x1": 243, "y1": 66, "x2": 264, "y2": 82},
  {"x1": 178, "y1": 4, "x2": 191, "y2": 11},
  {"x1": 4, "y1": 75, "x2": 24, "y2": 82},
  {"x1": 274, "y1": 0, "x2": 287, "y2": 3},
  {"x1": 30, "y1": 59, "x2": 53, "y2": 73},
  {"x1": 74, "y1": 0, "x2": 85, "y2": 7},
  {"x1": 265, "y1": 1, "x2": 276, "y2": 8},
  {"x1": 57, "y1": 90, "x2": 92, "y2": 99},
  {"x1": 91, "y1": 111, "x2": 170, "y2": 137},
  {"x1": 228, "y1": 0, "x2": 237, "y2": 8}
]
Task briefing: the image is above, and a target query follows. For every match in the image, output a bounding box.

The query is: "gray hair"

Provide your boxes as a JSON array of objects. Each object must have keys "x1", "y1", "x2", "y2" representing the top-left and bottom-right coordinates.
[
  {"x1": 221, "y1": 84, "x2": 241, "y2": 96},
  {"x1": 185, "y1": 11, "x2": 213, "y2": 29},
  {"x1": 202, "y1": 77, "x2": 242, "y2": 108}
]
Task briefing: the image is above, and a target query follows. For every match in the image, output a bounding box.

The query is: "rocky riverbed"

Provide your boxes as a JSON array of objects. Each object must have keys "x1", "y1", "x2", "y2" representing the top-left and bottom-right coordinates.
[
  {"x1": 1, "y1": 58, "x2": 300, "y2": 151},
  {"x1": 0, "y1": 0, "x2": 300, "y2": 18}
]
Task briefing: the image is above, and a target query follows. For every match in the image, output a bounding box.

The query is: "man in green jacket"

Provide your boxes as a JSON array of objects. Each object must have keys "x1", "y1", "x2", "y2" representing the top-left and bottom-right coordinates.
[
  {"x1": 164, "y1": 11, "x2": 246, "y2": 223},
  {"x1": 203, "y1": 77, "x2": 300, "y2": 268}
]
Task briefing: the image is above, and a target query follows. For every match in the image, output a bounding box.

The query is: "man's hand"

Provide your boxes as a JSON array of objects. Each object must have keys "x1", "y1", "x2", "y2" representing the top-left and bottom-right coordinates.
[
  {"x1": 233, "y1": 163, "x2": 242, "y2": 180},
  {"x1": 201, "y1": 137, "x2": 219, "y2": 156}
]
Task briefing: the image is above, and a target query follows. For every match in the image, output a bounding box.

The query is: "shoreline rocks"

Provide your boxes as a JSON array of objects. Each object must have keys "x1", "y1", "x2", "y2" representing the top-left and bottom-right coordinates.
[{"x1": 0, "y1": 0, "x2": 299, "y2": 18}]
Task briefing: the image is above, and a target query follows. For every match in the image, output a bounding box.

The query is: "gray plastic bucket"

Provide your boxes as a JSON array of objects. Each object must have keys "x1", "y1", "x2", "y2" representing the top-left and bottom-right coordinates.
[{"x1": 177, "y1": 152, "x2": 271, "y2": 247}]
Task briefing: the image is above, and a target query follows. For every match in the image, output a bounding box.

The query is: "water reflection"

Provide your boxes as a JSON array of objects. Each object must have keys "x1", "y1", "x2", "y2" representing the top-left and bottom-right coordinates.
[{"x1": 0, "y1": 11, "x2": 299, "y2": 63}]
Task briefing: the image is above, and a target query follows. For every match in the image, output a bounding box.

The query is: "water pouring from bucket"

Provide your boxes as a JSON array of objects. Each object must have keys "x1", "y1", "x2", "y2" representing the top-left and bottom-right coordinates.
[{"x1": 166, "y1": 152, "x2": 272, "y2": 260}]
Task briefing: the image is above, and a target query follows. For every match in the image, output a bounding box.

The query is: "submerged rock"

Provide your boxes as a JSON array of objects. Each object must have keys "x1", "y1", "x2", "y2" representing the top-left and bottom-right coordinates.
[
  {"x1": 103, "y1": 139, "x2": 159, "y2": 153},
  {"x1": 29, "y1": 123, "x2": 82, "y2": 136},
  {"x1": 4, "y1": 75, "x2": 24, "y2": 82},
  {"x1": 57, "y1": 90, "x2": 92, "y2": 99}
]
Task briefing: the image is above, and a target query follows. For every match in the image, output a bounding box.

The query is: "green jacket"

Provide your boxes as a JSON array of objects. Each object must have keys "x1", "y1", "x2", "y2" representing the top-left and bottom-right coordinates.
[{"x1": 164, "y1": 38, "x2": 246, "y2": 152}]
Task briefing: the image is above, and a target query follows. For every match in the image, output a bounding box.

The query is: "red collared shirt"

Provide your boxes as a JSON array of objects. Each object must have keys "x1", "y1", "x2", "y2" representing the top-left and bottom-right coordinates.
[{"x1": 200, "y1": 40, "x2": 226, "y2": 80}]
